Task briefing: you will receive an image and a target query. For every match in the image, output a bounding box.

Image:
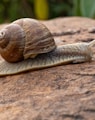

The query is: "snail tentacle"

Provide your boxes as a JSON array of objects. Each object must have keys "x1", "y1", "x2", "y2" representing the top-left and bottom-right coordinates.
[{"x1": 88, "y1": 39, "x2": 95, "y2": 47}]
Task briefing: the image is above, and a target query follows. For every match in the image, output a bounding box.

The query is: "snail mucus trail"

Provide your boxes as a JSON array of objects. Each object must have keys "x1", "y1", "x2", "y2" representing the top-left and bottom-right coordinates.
[{"x1": 0, "y1": 18, "x2": 95, "y2": 76}]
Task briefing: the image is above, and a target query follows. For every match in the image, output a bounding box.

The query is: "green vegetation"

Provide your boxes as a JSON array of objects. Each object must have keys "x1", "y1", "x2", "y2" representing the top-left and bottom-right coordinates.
[
  {"x1": 73, "y1": 0, "x2": 95, "y2": 17},
  {"x1": 0, "y1": 0, "x2": 95, "y2": 23}
]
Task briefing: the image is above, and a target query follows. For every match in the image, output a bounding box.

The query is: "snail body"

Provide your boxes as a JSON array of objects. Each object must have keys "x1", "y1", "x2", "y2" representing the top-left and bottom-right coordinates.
[{"x1": 0, "y1": 18, "x2": 95, "y2": 76}]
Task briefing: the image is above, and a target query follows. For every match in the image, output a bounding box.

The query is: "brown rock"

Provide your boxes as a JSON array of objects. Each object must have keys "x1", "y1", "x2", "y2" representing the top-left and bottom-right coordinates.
[{"x1": 0, "y1": 17, "x2": 95, "y2": 120}]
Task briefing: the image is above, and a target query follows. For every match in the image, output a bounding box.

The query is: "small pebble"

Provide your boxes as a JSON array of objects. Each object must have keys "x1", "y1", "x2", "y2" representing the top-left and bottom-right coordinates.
[
  {"x1": 64, "y1": 29, "x2": 80, "y2": 35},
  {"x1": 88, "y1": 27, "x2": 95, "y2": 33}
]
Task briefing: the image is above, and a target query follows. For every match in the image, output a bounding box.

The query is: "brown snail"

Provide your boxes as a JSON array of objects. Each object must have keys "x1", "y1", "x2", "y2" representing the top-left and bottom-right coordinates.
[{"x1": 0, "y1": 18, "x2": 95, "y2": 76}]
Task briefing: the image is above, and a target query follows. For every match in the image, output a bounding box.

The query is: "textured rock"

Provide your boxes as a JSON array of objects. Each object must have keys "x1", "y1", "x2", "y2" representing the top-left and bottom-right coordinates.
[{"x1": 0, "y1": 17, "x2": 95, "y2": 120}]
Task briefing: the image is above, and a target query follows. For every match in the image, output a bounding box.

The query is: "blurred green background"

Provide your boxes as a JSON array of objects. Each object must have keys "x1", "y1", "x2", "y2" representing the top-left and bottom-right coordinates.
[{"x1": 0, "y1": 0, "x2": 95, "y2": 23}]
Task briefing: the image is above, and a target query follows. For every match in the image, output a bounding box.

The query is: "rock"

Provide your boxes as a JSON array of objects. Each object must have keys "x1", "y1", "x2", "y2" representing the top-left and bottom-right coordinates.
[{"x1": 0, "y1": 17, "x2": 95, "y2": 120}]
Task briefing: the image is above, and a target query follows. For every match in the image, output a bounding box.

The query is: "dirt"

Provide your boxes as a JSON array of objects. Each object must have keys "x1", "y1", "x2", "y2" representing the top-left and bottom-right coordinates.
[{"x1": 0, "y1": 17, "x2": 95, "y2": 120}]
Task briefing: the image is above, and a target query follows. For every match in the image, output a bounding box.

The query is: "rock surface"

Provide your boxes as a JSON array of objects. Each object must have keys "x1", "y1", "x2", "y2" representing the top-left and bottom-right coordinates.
[{"x1": 0, "y1": 17, "x2": 95, "y2": 120}]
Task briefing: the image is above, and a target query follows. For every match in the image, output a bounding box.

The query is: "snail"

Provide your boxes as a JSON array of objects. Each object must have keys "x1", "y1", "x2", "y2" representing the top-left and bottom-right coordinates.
[{"x1": 0, "y1": 18, "x2": 95, "y2": 76}]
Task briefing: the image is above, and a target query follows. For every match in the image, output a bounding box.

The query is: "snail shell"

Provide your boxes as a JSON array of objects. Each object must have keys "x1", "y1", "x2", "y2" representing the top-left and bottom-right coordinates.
[
  {"x1": 0, "y1": 18, "x2": 56, "y2": 62},
  {"x1": 0, "y1": 18, "x2": 95, "y2": 76}
]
